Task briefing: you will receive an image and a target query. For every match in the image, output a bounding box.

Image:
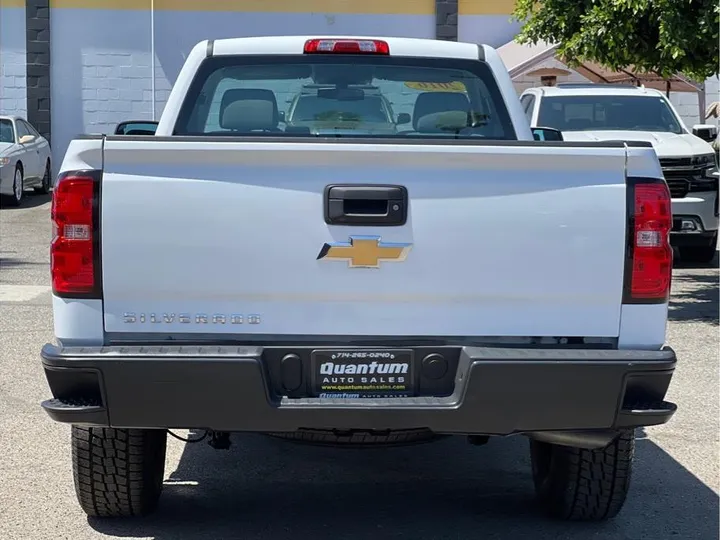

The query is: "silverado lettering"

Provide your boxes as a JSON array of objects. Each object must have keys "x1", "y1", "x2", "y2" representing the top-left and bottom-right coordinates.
[{"x1": 122, "y1": 312, "x2": 259, "y2": 324}]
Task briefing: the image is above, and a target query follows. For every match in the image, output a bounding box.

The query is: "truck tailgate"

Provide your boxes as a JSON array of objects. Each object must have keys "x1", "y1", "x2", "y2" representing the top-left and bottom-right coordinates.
[{"x1": 99, "y1": 139, "x2": 628, "y2": 338}]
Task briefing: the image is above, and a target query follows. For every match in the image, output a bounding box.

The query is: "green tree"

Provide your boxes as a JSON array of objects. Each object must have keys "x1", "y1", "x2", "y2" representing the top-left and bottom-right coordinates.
[{"x1": 512, "y1": 0, "x2": 720, "y2": 82}]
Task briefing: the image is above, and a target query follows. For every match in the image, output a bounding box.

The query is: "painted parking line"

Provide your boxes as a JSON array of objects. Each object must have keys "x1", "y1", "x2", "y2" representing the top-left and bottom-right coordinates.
[{"x1": 0, "y1": 285, "x2": 52, "y2": 302}]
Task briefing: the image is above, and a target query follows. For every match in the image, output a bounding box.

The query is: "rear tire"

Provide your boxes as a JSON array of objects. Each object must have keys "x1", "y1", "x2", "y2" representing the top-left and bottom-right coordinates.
[
  {"x1": 71, "y1": 426, "x2": 167, "y2": 517},
  {"x1": 679, "y1": 233, "x2": 718, "y2": 264},
  {"x1": 34, "y1": 159, "x2": 51, "y2": 194},
  {"x1": 529, "y1": 429, "x2": 635, "y2": 521}
]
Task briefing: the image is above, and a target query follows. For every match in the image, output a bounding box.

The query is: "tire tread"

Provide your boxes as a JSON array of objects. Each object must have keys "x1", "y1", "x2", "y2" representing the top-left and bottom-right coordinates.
[
  {"x1": 532, "y1": 430, "x2": 635, "y2": 521},
  {"x1": 71, "y1": 426, "x2": 166, "y2": 517}
]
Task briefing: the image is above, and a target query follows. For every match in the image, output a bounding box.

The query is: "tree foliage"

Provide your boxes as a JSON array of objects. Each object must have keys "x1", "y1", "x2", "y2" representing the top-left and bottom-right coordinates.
[{"x1": 512, "y1": 0, "x2": 720, "y2": 82}]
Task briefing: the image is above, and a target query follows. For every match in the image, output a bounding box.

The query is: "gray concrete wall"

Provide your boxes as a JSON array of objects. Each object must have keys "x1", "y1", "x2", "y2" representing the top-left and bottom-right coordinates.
[{"x1": 26, "y1": 0, "x2": 51, "y2": 142}]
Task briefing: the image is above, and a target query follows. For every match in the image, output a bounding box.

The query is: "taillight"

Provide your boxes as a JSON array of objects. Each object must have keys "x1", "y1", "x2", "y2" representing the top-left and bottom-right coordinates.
[
  {"x1": 303, "y1": 39, "x2": 390, "y2": 55},
  {"x1": 624, "y1": 180, "x2": 673, "y2": 303},
  {"x1": 51, "y1": 171, "x2": 101, "y2": 297}
]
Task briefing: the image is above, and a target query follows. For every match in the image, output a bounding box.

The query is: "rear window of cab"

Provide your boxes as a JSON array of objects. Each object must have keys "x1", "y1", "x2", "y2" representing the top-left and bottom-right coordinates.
[{"x1": 174, "y1": 54, "x2": 517, "y2": 140}]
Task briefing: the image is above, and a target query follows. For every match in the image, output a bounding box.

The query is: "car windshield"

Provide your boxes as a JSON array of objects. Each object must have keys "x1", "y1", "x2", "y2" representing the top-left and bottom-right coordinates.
[
  {"x1": 175, "y1": 55, "x2": 515, "y2": 140},
  {"x1": 537, "y1": 95, "x2": 684, "y2": 134},
  {"x1": 0, "y1": 119, "x2": 14, "y2": 143}
]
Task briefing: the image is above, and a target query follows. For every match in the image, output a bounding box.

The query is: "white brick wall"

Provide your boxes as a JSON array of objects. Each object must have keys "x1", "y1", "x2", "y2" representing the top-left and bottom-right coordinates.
[
  {"x1": 669, "y1": 75, "x2": 719, "y2": 129},
  {"x1": 0, "y1": 59, "x2": 27, "y2": 115},
  {"x1": 48, "y1": 10, "x2": 438, "y2": 163},
  {"x1": 80, "y1": 51, "x2": 154, "y2": 134},
  {"x1": 0, "y1": 8, "x2": 27, "y2": 117},
  {"x1": 50, "y1": 9, "x2": 155, "y2": 166}
]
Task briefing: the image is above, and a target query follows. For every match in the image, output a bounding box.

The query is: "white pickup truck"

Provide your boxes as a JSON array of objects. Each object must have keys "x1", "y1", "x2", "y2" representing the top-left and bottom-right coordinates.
[
  {"x1": 521, "y1": 84, "x2": 719, "y2": 263},
  {"x1": 41, "y1": 36, "x2": 677, "y2": 522}
]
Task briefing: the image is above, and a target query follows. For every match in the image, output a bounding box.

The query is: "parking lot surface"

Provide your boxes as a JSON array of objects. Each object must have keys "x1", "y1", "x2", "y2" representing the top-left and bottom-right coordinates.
[{"x1": 1, "y1": 195, "x2": 718, "y2": 540}]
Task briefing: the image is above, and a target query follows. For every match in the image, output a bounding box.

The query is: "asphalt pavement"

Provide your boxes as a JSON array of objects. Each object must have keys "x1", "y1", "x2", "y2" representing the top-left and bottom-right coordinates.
[{"x1": 1, "y1": 193, "x2": 718, "y2": 540}]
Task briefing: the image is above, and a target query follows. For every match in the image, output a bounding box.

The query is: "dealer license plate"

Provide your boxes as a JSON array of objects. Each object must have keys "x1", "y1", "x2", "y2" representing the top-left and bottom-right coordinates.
[{"x1": 311, "y1": 349, "x2": 414, "y2": 398}]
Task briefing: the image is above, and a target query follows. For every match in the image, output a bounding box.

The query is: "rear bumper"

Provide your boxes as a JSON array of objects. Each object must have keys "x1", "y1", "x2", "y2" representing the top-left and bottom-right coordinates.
[
  {"x1": 671, "y1": 191, "x2": 720, "y2": 232},
  {"x1": 670, "y1": 229, "x2": 718, "y2": 248},
  {"x1": 40, "y1": 344, "x2": 677, "y2": 437}
]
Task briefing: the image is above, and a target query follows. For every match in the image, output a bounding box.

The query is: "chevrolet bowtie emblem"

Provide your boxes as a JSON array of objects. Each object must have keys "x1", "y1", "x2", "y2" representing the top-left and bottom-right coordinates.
[{"x1": 317, "y1": 235, "x2": 412, "y2": 268}]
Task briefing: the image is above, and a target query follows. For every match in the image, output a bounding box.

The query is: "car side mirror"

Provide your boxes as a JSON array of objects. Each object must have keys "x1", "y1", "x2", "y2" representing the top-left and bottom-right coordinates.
[
  {"x1": 18, "y1": 134, "x2": 36, "y2": 144},
  {"x1": 396, "y1": 113, "x2": 411, "y2": 125},
  {"x1": 531, "y1": 127, "x2": 564, "y2": 142},
  {"x1": 114, "y1": 120, "x2": 158, "y2": 136},
  {"x1": 692, "y1": 124, "x2": 718, "y2": 143},
  {"x1": 278, "y1": 111, "x2": 286, "y2": 123}
]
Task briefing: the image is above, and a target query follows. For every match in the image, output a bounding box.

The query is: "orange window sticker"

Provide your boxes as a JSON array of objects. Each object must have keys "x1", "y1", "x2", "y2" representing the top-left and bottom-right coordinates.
[{"x1": 404, "y1": 81, "x2": 467, "y2": 92}]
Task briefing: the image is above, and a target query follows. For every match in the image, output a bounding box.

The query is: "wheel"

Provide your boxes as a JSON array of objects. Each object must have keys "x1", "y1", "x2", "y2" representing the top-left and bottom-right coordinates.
[
  {"x1": 71, "y1": 426, "x2": 167, "y2": 517},
  {"x1": 529, "y1": 429, "x2": 635, "y2": 521},
  {"x1": 8, "y1": 165, "x2": 23, "y2": 206},
  {"x1": 679, "y1": 233, "x2": 718, "y2": 264},
  {"x1": 34, "y1": 159, "x2": 51, "y2": 194}
]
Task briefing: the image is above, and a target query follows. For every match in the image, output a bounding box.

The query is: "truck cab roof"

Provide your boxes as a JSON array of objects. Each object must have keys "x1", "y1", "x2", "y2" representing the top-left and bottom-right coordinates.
[
  {"x1": 523, "y1": 84, "x2": 667, "y2": 98},
  {"x1": 207, "y1": 35, "x2": 491, "y2": 60}
]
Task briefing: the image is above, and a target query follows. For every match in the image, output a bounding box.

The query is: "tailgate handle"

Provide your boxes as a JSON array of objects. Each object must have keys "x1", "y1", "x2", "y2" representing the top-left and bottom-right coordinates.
[{"x1": 324, "y1": 185, "x2": 408, "y2": 226}]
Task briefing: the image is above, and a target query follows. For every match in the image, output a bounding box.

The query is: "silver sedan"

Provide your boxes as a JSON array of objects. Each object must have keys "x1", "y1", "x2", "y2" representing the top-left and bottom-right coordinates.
[{"x1": 0, "y1": 115, "x2": 53, "y2": 207}]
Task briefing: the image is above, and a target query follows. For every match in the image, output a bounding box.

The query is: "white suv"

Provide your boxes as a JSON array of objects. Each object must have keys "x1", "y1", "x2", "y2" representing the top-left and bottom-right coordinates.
[{"x1": 521, "y1": 84, "x2": 719, "y2": 263}]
